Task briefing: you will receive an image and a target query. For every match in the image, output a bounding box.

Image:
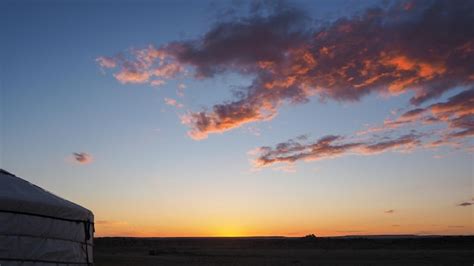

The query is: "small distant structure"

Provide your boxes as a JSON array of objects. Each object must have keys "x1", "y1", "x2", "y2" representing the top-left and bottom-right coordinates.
[
  {"x1": 0, "y1": 169, "x2": 94, "y2": 265},
  {"x1": 302, "y1": 234, "x2": 318, "y2": 240}
]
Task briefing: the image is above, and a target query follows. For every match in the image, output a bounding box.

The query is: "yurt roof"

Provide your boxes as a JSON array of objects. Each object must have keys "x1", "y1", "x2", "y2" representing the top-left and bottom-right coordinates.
[{"x1": 0, "y1": 169, "x2": 93, "y2": 222}]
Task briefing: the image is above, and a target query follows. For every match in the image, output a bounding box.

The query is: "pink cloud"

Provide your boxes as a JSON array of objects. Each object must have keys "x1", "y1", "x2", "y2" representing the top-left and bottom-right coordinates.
[
  {"x1": 164, "y1": 97, "x2": 183, "y2": 108},
  {"x1": 153, "y1": 63, "x2": 183, "y2": 78},
  {"x1": 96, "y1": 56, "x2": 117, "y2": 69}
]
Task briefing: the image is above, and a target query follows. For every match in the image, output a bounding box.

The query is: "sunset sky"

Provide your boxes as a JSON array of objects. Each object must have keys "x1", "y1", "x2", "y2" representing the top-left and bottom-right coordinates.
[{"x1": 1, "y1": 0, "x2": 473, "y2": 237}]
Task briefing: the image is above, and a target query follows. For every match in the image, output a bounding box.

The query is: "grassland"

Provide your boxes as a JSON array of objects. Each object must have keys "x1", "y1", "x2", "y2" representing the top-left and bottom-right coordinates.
[{"x1": 94, "y1": 236, "x2": 473, "y2": 265}]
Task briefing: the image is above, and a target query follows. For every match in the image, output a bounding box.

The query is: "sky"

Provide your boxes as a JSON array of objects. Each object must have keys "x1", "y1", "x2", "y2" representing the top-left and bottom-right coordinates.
[{"x1": 1, "y1": 0, "x2": 473, "y2": 237}]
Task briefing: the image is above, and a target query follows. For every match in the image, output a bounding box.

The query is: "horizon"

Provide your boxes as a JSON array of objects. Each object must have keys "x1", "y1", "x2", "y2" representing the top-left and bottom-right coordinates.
[
  {"x1": 1, "y1": 0, "x2": 473, "y2": 238},
  {"x1": 93, "y1": 234, "x2": 473, "y2": 239}
]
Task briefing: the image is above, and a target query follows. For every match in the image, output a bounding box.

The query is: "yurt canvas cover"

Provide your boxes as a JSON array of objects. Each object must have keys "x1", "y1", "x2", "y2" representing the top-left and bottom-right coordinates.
[{"x1": 0, "y1": 169, "x2": 94, "y2": 265}]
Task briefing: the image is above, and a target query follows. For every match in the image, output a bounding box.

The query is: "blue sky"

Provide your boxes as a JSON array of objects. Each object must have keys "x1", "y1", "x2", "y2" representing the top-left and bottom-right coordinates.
[{"x1": 1, "y1": 0, "x2": 473, "y2": 236}]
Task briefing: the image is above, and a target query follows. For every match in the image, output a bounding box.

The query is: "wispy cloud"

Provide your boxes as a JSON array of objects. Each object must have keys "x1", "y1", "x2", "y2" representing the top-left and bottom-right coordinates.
[
  {"x1": 251, "y1": 133, "x2": 422, "y2": 168},
  {"x1": 385, "y1": 209, "x2": 395, "y2": 214},
  {"x1": 457, "y1": 202, "x2": 472, "y2": 207},
  {"x1": 244, "y1": 125, "x2": 261, "y2": 136},
  {"x1": 365, "y1": 89, "x2": 473, "y2": 137},
  {"x1": 272, "y1": 164, "x2": 296, "y2": 173},
  {"x1": 96, "y1": 56, "x2": 117, "y2": 69},
  {"x1": 177, "y1": 83, "x2": 186, "y2": 97},
  {"x1": 164, "y1": 97, "x2": 184, "y2": 108},
  {"x1": 357, "y1": 88, "x2": 474, "y2": 153},
  {"x1": 151, "y1": 79, "x2": 166, "y2": 87}
]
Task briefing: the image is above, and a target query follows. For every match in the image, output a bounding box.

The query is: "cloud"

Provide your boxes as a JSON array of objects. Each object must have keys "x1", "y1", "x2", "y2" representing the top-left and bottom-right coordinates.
[
  {"x1": 253, "y1": 135, "x2": 362, "y2": 167},
  {"x1": 114, "y1": 68, "x2": 150, "y2": 84},
  {"x1": 164, "y1": 97, "x2": 184, "y2": 108},
  {"x1": 151, "y1": 79, "x2": 166, "y2": 87},
  {"x1": 457, "y1": 202, "x2": 472, "y2": 207},
  {"x1": 250, "y1": 98, "x2": 472, "y2": 167},
  {"x1": 357, "y1": 88, "x2": 473, "y2": 148},
  {"x1": 244, "y1": 125, "x2": 261, "y2": 136},
  {"x1": 96, "y1": 56, "x2": 117, "y2": 69},
  {"x1": 359, "y1": 134, "x2": 421, "y2": 154},
  {"x1": 252, "y1": 133, "x2": 422, "y2": 167},
  {"x1": 98, "y1": 0, "x2": 474, "y2": 140},
  {"x1": 180, "y1": 100, "x2": 277, "y2": 140},
  {"x1": 385, "y1": 209, "x2": 395, "y2": 214},
  {"x1": 153, "y1": 62, "x2": 183, "y2": 78},
  {"x1": 356, "y1": 107, "x2": 426, "y2": 135},
  {"x1": 72, "y1": 152, "x2": 93, "y2": 164},
  {"x1": 97, "y1": 46, "x2": 178, "y2": 84},
  {"x1": 177, "y1": 83, "x2": 186, "y2": 97},
  {"x1": 272, "y1": 164, "x2": 296, "y2": 173}
]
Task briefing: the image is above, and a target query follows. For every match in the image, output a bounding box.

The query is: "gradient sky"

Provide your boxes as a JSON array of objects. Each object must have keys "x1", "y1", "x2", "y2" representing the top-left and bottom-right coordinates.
[{"x1": 1, "y1": 0, "x2": 473, "y2": 237}]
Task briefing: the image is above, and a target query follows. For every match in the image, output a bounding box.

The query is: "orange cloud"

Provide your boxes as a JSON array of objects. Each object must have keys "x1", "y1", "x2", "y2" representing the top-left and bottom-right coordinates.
[
  {"x1": 382, "y1": 55, "x2": 446, "y2": 79},
  {"x1": 153, "y1": 62, "x2": 183, "y2": 78},
  {"x1": 181, "y1": 101, "x2": 277, "y2": 140},
  {"x1": 114, "y1": 69, "x2": 150, "y2": 84},
  {"x1": 98, "y1": 0, "x2": 474, "y2": 140},
  {"x1": 97, "y1": 45, "x2": 181, "y2": 85}
]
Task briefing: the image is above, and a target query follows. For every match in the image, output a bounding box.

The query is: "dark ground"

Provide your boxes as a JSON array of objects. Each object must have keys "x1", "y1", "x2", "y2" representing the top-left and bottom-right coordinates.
[{"x1": 94, "y1": 236, "x2": 474, "y2": 265}]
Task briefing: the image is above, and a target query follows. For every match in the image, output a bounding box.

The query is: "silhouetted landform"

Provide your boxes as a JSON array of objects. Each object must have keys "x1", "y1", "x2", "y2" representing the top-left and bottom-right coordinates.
[
  {"x1": 302, "y1": 234, "x2": 317, "y2": 240},
  {"x1": 95, "y1": 235, "x2": 473, "y2": 265}
]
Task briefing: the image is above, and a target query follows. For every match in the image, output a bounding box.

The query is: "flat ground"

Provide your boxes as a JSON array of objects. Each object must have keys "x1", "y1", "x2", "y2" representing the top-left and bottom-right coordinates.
[{"x1": 94, "y1": 236, "x2": 474, "y2": 266}]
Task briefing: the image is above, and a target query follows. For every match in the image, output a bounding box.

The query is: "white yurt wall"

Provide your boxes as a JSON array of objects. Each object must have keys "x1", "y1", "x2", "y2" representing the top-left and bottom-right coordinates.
[{"x1": 0, "y1": 169, "x2": 94, "y2": 265}]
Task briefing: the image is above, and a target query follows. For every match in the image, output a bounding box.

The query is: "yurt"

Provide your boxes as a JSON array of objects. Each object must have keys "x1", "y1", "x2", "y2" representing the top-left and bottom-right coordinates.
[{"x1": 0, "y1": 169, "x2": 94, "y2": 265}]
